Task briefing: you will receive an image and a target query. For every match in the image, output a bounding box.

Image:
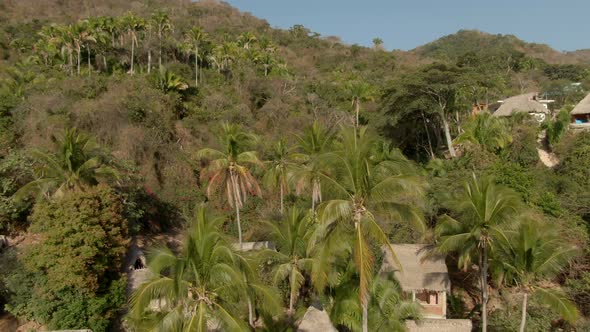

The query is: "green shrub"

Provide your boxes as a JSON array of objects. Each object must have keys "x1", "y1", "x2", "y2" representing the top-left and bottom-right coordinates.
[{"x1": 4, "y1": 185, "x2": 129, "y2": 331}]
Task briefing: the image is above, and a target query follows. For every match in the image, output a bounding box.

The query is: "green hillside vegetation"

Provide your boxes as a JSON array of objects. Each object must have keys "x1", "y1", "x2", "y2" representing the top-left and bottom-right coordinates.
[{"x1": 0, "y1": 1, "x2": 589, "y2": 331}]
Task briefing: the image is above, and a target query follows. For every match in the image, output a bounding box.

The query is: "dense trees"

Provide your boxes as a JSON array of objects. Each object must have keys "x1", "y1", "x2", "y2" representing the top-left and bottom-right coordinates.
[{"x1": 0, "y1": 2, "x2": 589, "y2": 331}]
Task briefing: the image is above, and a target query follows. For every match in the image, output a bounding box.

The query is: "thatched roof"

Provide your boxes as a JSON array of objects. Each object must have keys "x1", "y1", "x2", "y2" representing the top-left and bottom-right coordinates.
[
  {"x1": 493, "y1": 92, "x2": 549, "y2": 117},
  {"x1": 232, "y1": 241, "x2": 275, "y2": 251},
  {"x1": 572, "y1": 93, "x2": 590, "y2": 115},
  {"x1": 381, "y1": 244, "x2": 450, "y2": 292},
  {"x1": 297, "y1": 306, "x2": 337, "y2": 332},
  {"x1": 405, "y1": 319, "x2": 472, "y2": 332}
]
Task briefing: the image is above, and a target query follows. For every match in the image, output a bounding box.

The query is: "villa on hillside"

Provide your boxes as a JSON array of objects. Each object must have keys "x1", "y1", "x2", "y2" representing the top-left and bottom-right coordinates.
[
  {"x1": 381, "y1": 244, "x2": 472, "y2": 332},
  {"x1": 492, "y1": 92, "x2": 552, "y2": 122},
  {"x1": 571, "y1": 92, "x2": 590, "y2": 130}
]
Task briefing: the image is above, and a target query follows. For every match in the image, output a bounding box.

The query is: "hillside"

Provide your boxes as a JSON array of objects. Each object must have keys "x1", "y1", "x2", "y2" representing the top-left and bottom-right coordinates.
[
  {"x1": 0, "y1": 1, "x2": 589, "y2": 332},
  {"x1": 411, "y1": 29, "x2": 590, "y2": 65}
]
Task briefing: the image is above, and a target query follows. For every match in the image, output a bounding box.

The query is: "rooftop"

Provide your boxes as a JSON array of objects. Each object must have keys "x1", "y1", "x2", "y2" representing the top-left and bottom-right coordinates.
[{"x1": 381, "y1": 244, "x2": 450, "y2": 292}]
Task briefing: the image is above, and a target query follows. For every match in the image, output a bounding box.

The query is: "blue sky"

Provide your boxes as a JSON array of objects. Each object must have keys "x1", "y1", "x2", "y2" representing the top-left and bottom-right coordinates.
[{"x1": 224, "y1": 0, "x2": 590, "y2": 52}]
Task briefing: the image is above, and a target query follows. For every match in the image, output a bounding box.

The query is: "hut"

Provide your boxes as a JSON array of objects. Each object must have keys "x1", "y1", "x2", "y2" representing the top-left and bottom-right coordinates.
[
  {"x1": 297, "y1": 306, "x2": 337, "y2": 332},
  {"x1": 571, "y1": 92, "x2": 590, "y2": 128},
  {"x1": 405, "y1": 318, "x2": 472, "y2": 332},
  {"x1": 492, "y1": 92, "x2": 551, "y2": 122},
  {"x1": 381, "y1": 244, "x2": 450, "y2": 318}
]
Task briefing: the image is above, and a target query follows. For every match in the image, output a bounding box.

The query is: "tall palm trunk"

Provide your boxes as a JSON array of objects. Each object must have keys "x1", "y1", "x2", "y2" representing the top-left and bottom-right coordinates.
[
  {"x1": 481, "y1": 245, "x2": 488, "y2": 332},
  {"x1": 158, "y1": 28, "x2": 162, "y2": 70},
  {"x1": 235, "y1": 200, "x2": 242, "y2": 249},
  {"x1": 87, "y1": 48, "x2": 91, "y2": 75},
  {"x1": 288, "y1": 272, "x2": 295, "y2": 315},
  {"x1": 148, "y1": 50, "x2": 151, "y2": 74},
  {"x1": 280, "y1": 182, "x2": 284, "y2": 214},
  {"x1": 76, "y1": 45, "x2": 81, "y2": 75},
  {"x1": 69, "y1": 48, "x2": 74, "y2": 75},
  {"x1": 442, "y1": 116, "x2": 456, "y2": 158},
  {"x1": 354, "y1": 99, "x2": 360, "y2": 128},
  {"x1": 195, "y1": 45, "x2": 199, "y2": 87},
  {"x1": 362, "y1": 293, "x2": 369, "y2": 332},
  {"x1": 519, "y1": 292, "x2": 528, "y2": 332},
  {"x1": 130, "y1": 36, "x2": 135, "y2": 75}
]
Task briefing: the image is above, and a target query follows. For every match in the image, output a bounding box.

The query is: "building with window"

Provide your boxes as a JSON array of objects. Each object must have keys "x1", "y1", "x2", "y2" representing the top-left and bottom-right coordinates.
[
  {"x1": 571, "y1": 92, "x2": 590, "y2": 129},
  {"x1": 381, "y1": 244, "x2": 450, "y2": 318}
]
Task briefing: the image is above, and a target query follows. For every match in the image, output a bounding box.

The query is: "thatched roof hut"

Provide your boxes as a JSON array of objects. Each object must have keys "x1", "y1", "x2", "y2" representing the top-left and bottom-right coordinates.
[
  {"x1": 405, "y1": 319, "x2": 472, "y2": 332},
  {"x1": 572, "y1": 92, "x2": 590, "y2": 115},
  {"x1": 381, "y1": 244, "x2": 450, "y2": 292},
  {"x1": 493, "y1": 92, "x2": 549, "y2": 117},
  {"x1": 297, "y1": 306, "x2": 337, "y2": 332}
]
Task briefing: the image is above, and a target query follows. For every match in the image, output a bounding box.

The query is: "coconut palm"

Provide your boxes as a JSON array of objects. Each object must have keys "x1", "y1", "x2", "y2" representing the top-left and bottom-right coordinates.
[
  {"x1": 436, "y1": 174, "x2": 521, "y2": 332},
  {"x1": 237, "y1": 32, "x2": 257, "y2": 50},
  {"x1": 158, "y1": 67, "x2": 188, "y2": 94},
  {"x1": 127, "y1": 208, "x2": 278, "y2": 331},
  {"x1": 455, "y1": 112, "x2": 512, "y2": 152},
  {"x1": 71, "y1": 20, "x2": 96, "y2": 75},
  {"x1": 263, "y1": 139, "x2": 297, "y2": 214},
  {"x1": 196, "y1": 123, "x2": 262, "y2": 248},
  {"x1": 345, "y1": 80, "x2": 376, "y2": 128},
  {"x1": 151, "y1": 10, "x2": 173, "y2": 70},
  {"x1": 329, "y1": 262, "x2": 422, "y2": 331},
  {"x1": 185, "y1": 26, "x2": 208, "y2": 87},
  {"x1": 121, "y1": 12, "x2": 145, "y2": 75},
  {"x1": 15, "y1": 128, "x2": 117, "y2": 200},
  {"x1": 292, "y1": 121, "x2": 334, "y2": 212},
  {"x1": 264, "y1": 208, "x2": 316, "y2": 315},
  {"x1": 317, "y1": 126, "x2": 425, "y2": 332},
  {"x1": 491, "y1": 218, "x2": 579, "y2": 332}
]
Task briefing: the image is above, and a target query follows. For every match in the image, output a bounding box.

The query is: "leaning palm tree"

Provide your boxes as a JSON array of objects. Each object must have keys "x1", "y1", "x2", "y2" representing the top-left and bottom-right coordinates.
[
  {"x1": 196, "y1": 123, "x2": 262, "y2": 248},
  {"x1": 491, "y1": 218, "x2": 579, "y2": 332},
  {"x1": 436, "y1": 174, "x2": 521, "y2": 332},
  {"x1": 263, "y1": 139, "x2": 297, "y2": 214},
  {"x1": 127, "y1": 208, "x2": 270, "y2": 331},
  {"x1": 264, "y1": 208, "x2": 316, "y2": 315},
  {"x1": 317, "y1": 126, "x2": 425, "y2": 332},
  {"x1": 15, "y1": 128, "x2": 117, "y2": 200}
]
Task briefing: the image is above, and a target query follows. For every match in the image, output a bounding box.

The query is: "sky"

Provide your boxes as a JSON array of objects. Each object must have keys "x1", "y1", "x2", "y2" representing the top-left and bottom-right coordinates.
[{"x1": 224, "y1": 0, "x2": 590, "y2": 52}]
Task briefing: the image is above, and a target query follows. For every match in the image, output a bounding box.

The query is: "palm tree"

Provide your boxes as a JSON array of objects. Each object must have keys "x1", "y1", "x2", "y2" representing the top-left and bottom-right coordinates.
[
  {"x1": 329, "y1": 264, "x2": 422, "y2": 331},
  {"x1": 264, "y1": 208, "x2": 316, "y2": 315},
  {"x1": 436, "y1": 174, "x2": 521, "y2": 332},
  {"x1": 185, "y1": 26, "x2": 208, "y2": 87},
  {"x1": 158, "y1": 67, "x2": 188, "y2": 94},
  {"x1": 151, "y1": 10, "x2": 173, "y2": 70},
  {"x1": 121, "y1": 13, "x2": 145, "y2": 75},
  {"x1": 71, "y1": 20, "x2": 96, "y2": 75},
  {"x1": 292, "y1": 121, "x2": 334, "y2": 212},
  {"x1": 237, "y1": 32, "x2": 257, "y2": 50},
  {"x1": 15, "y1": 128, "x2": 117, "y2": 200},
  {"x1": 491, "y1": 218, "x2": 579, "y2": 332},
  {"x1": 196, "y1": 123, "x2": 262, "y2": 248},
  {"x1": 345, "y1": 80, "x2": 376, "y2": 128},
  {"x1": 263, "y1": 139, "x2": 297, "y2": 214},
  {"x1": 128, "y1": 208, "x2": 278, "y2": 331},
  {"x1": 317, "y1": 126, "x2": 425, "y2": 332},
  {"x1": 455, "y1": 112, "x2": 512, "y2": 152}
]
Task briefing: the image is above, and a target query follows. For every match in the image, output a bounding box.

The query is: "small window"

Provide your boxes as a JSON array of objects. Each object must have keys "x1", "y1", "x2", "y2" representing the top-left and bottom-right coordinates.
[{"x1": 416, "y1": 291, "x2": 438, "y2": 305}]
